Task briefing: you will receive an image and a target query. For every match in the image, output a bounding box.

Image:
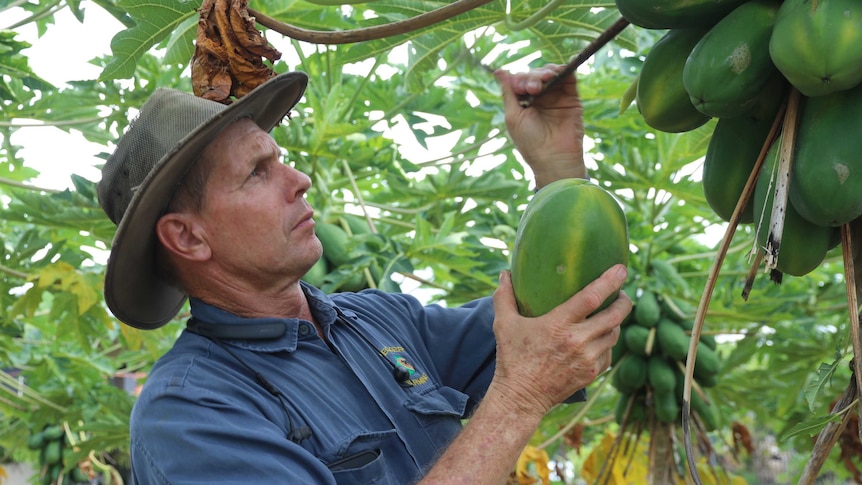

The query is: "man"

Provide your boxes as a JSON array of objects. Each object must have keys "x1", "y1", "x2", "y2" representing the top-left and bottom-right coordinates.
[{"x1": 97, "y1": 65, "x2": 631, "y2": 484}]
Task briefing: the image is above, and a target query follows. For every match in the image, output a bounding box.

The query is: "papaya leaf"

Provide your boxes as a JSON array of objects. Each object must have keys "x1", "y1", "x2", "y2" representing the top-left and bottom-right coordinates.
[
  {"x1": 0, "y1": 31, "x2": 55, "y2": 99},
  {"x1": 804, "y1": 361, "x2": 840, "y2": 412},
  {"x1": 162, "y1": 14, "x2": 197, "y2": 67},
  {"x1": 100, "y1": 0, "x2": 198, "y2": 80},
  {"x1": 779, "y1": 412, "x2": 842, "y2": 442}
]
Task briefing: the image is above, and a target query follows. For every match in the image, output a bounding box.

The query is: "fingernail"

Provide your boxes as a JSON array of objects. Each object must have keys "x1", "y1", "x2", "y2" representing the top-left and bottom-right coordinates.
[{"x1": 616, "y1": 265, "x2": 628, "y2": 281}]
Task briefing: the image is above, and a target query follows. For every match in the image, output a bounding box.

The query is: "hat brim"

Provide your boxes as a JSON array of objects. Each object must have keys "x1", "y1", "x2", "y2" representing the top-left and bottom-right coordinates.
[{"x1": 104, "y1": 72, "x2": 309, "y2": 330}]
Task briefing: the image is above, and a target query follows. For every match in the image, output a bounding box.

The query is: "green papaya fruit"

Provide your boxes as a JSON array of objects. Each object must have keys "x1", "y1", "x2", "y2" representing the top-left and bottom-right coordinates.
[
  {"x1": 342, "y1": 213, "x2": 373, "y2": 235},
  {"x1": 694, "y1": 344, "x2": 720, "y2": 380},
  {"x1": 769, "y1": 0, "x2": 862, "y2": 97},
  {"x1": 683, "y1": 0, "x2": 782, "y2": 118},
  {"x1": 634, "y1": 290, "x2": 661, "y2": 328},
  {"x1": 755, "y1": 142, "x2": 833, "y2": 276},
  {"x1": 70, "y1": 466, "x2": 90, "y2": 483},
  {"x1": 623, "y1": 325, "x2": 651, "y2": 357},
  {"x1": 702, "y1": 76, "x2": 786, "y2": 223},
  {"x1": 44, "y1": 440, "x2": 62, "y2": 465},
  {"x1": 660, "y1": 296, "x2": 695, "y2": 322},
  {"x1": 42, "y1": 425, "x2": 64, "y2": 441},
  {"x1": 302, "y1": 256, "x2": 329, "y2": 287},
  {"x1": 656, "y1": 318, "x2": 690, "y2": 360},
  {"x1": 700, "y1": 333, "x2": 717, "y2": 351},
  {"x1": 615, "y1": 392, "x2": 646, "y2": 425},
  {"x1": 697, "y1": 371, "x2": 719, "y2": 388},
  {"x1": 315, "y1": 222, "x2": 354, "y2": 267},
  {"x1": 690, "y1": 389, "x2": 719, "y2": 431},
  {"x1": 637, "y1": 28, "x2": 711, "y2": 133},
  {"x1": 674, "y1": 370, "x2": 715, "y2": 419},
  {"x1": 790, "y1": 83, "x2": 862, "y2": 226},
  {"x1": 614, "y1": 0, "x2": 747, "y2": 29},
  {"x1": 614, "y1": 354, "x2": 648, "y2": 393},
  {"x1": 611, "y1": 337, "x2": 627, "y2": 366},
  {"x1": 511, "y1": 179, "x2": 629, "y2": 317},
  {"x1": 648, "y1": 356, "x2": 677, "y2": 394},
  {"x1": 27, "y1": 431, "x2": 45, "y2": 450},
  {"x1": 654, "y1": 388, "x2": 680, "y2": 423}
]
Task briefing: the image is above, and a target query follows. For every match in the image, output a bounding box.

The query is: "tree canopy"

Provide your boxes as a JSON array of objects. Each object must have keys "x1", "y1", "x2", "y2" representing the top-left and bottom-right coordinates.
[{"x1": 2, "y1": 0, "x2": 860, "y2": 482}]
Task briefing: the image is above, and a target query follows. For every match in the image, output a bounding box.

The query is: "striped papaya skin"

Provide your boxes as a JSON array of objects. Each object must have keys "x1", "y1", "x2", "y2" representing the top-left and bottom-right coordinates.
[
  {"x1": 615, "y1": 0, "x2": 747, "y2": 29},
  {"x1": 769, "y1": 0, "x2": 862, "y2": 97},
  {"x1": 637, "y1": 28, "x2": 711, "y2": 133},
  {"x1": 511, "y1": 179, "x2": 629, "y2": 317},
  {"x1": 683, "y1": 0, "x2": 781, "y2": 118}
]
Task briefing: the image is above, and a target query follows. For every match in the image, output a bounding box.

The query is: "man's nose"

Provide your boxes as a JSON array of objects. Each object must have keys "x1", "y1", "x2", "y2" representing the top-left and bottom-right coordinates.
[{"x1": 281, "y1": 164, "x2": 312, "y2": 202}]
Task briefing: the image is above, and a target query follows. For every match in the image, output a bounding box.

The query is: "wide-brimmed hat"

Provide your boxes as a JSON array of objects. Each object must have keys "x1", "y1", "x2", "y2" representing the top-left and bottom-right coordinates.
[{"x1": 97, "y1": 72, "x2": 308, "y2": 330}]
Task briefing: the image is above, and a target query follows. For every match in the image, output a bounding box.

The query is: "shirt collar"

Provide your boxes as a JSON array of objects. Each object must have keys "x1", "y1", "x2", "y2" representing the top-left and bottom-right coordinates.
[{"x1": 187, "y1": 282, "x2": 341, "y2": 353}]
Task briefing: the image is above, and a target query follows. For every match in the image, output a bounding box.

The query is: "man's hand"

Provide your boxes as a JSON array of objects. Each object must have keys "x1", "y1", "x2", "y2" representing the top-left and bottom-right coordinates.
[
  {"x1": 489, "y1": 264, "x2": 631, "y2": 416},
  {"x1": 495, "y1": 64, "x2": 586, "y2": 188}
]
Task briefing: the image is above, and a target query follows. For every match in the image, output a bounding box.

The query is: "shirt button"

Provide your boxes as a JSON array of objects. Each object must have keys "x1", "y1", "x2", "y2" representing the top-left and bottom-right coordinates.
[{"x1": 298, "y1": 324, "x2": 311, "y2": 336}]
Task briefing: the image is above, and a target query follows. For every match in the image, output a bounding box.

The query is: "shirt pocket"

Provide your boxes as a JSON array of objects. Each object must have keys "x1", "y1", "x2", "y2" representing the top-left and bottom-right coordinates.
[
  {"x1": 326, "y1": 430, "x2": 394, "y2": 485},
  {"x1": 403, "y1": 385, "x2": 469, "y2": 448},
  {"x1": 329, "y1": 448, "x2": 388, "y2": 485}
]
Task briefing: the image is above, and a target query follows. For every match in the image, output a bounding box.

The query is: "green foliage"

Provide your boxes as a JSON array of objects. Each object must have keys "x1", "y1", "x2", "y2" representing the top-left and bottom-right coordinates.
[{"x1": 2, "y1": 0, "x2": 860, "y2": 481}]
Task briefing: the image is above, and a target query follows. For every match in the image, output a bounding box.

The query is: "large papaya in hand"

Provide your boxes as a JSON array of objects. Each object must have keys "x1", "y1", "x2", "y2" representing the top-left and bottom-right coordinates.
[
  {"x1": 702, "y1": 76, "x2": 786, "y2": 223},
  {"x1": 511, "y1": 179, "x2": 628, "y2": 317},
  {"x1": 615, "y1": 0, "x2": 747, "y2": 29},
  {"x1": 754, "y1": 143, "x2": 832, "y2": 276},
  {"x1": 769, "y1": 0, "x2": 862, "y2": 97},
  {"x1": 790, "y1": 83, "x2": 862, "y2": 226},
  {"x1": 637, "y1": 28, "x2": 711, "y2": 133},
  {"x1": 683, "y1": 0, "x2": 781, "y2": 118}
]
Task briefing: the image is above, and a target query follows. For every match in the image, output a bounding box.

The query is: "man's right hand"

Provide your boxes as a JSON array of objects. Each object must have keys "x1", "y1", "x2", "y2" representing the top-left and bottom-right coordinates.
[{"x1": 489, "y1": 264, "x2": 631, "y2": 416}]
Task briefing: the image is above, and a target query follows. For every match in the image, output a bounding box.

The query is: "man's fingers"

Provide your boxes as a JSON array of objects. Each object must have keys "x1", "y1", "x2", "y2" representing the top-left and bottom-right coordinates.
[
  {"x1": 554, "y1": 264, "x2": 629, "y2": 321},
  {"x1": 492, "y1": 270, "x2": 519, "y2": 316}
]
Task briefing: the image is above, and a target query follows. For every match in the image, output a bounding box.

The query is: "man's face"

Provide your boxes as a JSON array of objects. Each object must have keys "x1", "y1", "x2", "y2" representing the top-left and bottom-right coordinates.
[{"x1": 193, "y1": 118, "x2": 322, "y2": 288}]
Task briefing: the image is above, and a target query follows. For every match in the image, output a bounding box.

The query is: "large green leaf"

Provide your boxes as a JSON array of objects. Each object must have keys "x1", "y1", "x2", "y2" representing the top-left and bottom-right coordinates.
[{"x1": 100, "y1": 0, "x2": 198, "y2": 80}]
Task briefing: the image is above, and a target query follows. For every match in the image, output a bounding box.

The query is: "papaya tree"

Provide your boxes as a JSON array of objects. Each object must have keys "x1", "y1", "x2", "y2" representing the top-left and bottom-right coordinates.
[{"x1": 2, "y1": 0, "x2": 861, "y2": 483}]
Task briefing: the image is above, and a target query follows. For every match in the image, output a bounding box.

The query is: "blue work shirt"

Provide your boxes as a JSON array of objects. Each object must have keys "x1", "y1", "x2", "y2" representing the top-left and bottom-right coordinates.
[{"x1": 130, "y1": 283, "x2": 499, "y2": 484}]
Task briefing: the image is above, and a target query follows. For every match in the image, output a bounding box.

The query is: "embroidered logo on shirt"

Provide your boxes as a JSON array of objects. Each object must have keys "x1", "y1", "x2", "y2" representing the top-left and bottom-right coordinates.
[{"x1": 381, "y1": 346, "x2": 428, "y2": 386}]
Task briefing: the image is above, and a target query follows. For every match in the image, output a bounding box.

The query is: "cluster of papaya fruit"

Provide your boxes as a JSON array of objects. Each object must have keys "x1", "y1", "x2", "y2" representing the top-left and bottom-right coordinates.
[
  {"x1": 26, "y1": 424, "x2": 90, "y2": 484},
  {"x1": 620, "y1": 0, "x2": 862, "y2": 276},
  {"x1": 305, "y1": 214, "x2": 400, "y2": 293},
  {"x1": 610, "y1": 289, "x2": 720, "y2": 430}
]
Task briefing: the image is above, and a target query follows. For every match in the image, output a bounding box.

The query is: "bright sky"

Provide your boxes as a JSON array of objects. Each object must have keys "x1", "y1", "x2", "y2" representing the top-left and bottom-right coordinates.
[
  {"x1": 9, "y1": 6, "x2": 514, "y2": 193},
  {"x1": 8, "y1": 6, "x2": 125, "y2": 190}
]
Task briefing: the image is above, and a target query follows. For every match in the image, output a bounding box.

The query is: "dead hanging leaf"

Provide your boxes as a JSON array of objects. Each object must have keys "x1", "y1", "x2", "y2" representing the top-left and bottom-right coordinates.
[
  {"x1": 731, "y1": 421, "x2": 754, "y2": 456},
  {"x1": 192, "y1": 0, "x2": 282, "y2": 103},
  {"x1": 513, "y1": 445, "x2": 550, "y2": 485},
  {"x1": 563, "y1": 422, "x2": 585, "y2": 455}
]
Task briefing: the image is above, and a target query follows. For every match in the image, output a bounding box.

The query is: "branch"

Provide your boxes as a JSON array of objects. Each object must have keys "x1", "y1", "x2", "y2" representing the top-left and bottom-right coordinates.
[
  {"x1": 764, "y1": 87, "x2": 802, "y2": 275},
  {"x1": 248, "y1": 0, "x2": 494, "y2": 45},
  {"x1": 504, "y1": 0, "x2": 565, "y2": 31},
  {"x1": 0, "y1": 176, "x2": 61, "y2": 194},
  {"x1": 0, "y1": 117, "x2": 104, "y2": 128},
  {"x1": 517, "y1": 16, "x2": 630, "y2": 107},
  {"x1": 5, "y1": 0, "x2": 65, "y2": 30},
  {"x1": 0, "y1": 263, "x2": 29, "y2": 280},
  {"x1": 798, "y1": 381, "x2": 858, "y2": 485}
]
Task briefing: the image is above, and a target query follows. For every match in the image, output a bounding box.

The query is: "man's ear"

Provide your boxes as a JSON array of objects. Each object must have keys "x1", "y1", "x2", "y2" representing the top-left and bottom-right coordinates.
[{"x1": 156, "y1": 213, "x2": 211, "y2": 262}]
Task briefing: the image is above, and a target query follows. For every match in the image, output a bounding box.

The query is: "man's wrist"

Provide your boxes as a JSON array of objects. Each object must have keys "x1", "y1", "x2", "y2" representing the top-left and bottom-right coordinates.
[{"x1": 533, "y1": 165, "x2": 588, "y2": 190}]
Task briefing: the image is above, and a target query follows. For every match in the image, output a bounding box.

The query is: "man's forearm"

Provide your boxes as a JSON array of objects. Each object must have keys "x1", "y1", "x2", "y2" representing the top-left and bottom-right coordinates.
[{"x1": 417, "y1": 384, "x2": 546, "y2": 485}]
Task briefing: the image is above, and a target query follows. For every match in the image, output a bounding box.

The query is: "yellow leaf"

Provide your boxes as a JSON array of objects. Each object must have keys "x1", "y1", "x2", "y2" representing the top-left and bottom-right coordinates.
[
  {"x1": 515, "y1": 445, "x2": 550, "y2": 485},
  {"x1": 581, "y1": 430, "x2": 748, "y2": 485},
  {"x1": 35, "y1": 262, "x2": 99, "y2": 315}
]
